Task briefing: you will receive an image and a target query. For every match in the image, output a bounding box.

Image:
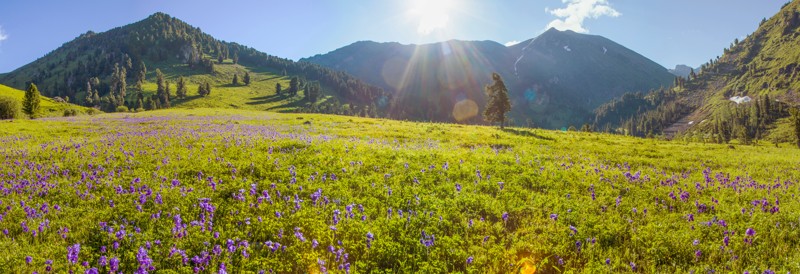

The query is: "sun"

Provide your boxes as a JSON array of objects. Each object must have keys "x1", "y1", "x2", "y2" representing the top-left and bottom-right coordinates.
[{"x1": 409, "y1": 0, "x2": 455, "y2": 35}]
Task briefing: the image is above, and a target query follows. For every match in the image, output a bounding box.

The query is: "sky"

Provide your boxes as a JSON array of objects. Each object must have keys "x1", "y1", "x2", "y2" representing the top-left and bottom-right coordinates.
[{"x1": 0, "y1": 0, "x2": 788, "y2": 73}]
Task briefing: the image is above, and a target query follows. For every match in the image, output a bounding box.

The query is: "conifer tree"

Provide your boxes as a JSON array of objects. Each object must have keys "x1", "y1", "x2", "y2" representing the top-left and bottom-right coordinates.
[
  {"x1": 483, "y1": 73, "x2": 512, "y2": 129},
  {"x1": 792, "y1": 107, "x2": 800, "y2": 148},
  {"x1": 85, "y1": 81, "x2": 94, "y2": 106},
  {"x1": 276, "y1": 83, "x2": 282, "y2": 95},
  {"x1": 163, "y1": 81, "x2": 171, "y2": 108},
  {"x1": 243, "y1": 72, "x2": 251, "y2": 86},
  {"x1": 23, "y1": 83, "x2": 42, "y2": 119},
  {"x1": 197, "y1": 83, "x2": 207, "y2": 97},
  {"x1": 205, "y1": 82, "x2": 212, "y2": 96},
  {"x1": 233, "y1": 74, "x2": 239, "y2": 85},
  {"x1": 155, "y1": 69, "x2": 168, "y2": 106},
  {"x1": 289, "y1": 77, "x2": 299, "y2": 95},
  {"x1": 176, "y1": 77, "x2": 187, "y2": 99}
]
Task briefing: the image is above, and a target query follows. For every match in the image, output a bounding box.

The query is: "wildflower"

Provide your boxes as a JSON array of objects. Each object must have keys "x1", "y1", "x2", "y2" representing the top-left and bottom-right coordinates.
[
  {"x1": 466, "y1": 256, "x2": 474, "y2": 264},
  {"x1": 110, "y1": 257, "x2": 120, "y2": 272},
  {"x1": 502, "y1": 212, "x2": 509, "y2": 222},
  {"x1": 67, "y1": 244, "x2": 80, "y2": 264},
  {"x1": 366, "y1": 232, "x2": 374, "y2": 249},
  {"x1": 25, "y1": 256, "x2": 32, "y2": 264},
  {"x1": 550, "y1": 214, "x2": 558, "y2": 221}
]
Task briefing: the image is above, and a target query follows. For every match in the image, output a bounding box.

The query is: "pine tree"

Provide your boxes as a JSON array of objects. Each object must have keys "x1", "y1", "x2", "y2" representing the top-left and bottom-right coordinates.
[
  {"x1": 176, "y1": 77, "x2": 187, "y2": 99},
  {"x1": 276, "y1": 83, "x2": 282, "y2": 95},
  {"x1": 233, "y1": 52, "x2": 239, "y2": 64},
  {"x1": 289, "y1": 77, "x2": 299, "y2": 95},
  {"x1": 233, "y1": 74, "x2": 239, "y2": 85},
  {"x1": 792, "y1": 107, "x2": 800, "y2": 148},
  {"x1": 136, "y1": 60, "x2": 147, "y2": 90},
  {"x1": 243, "y1": 72, "x2": 251, "y2": 86},
  {"x1": 483, "y1": 73, "x2": 512, "y2": 129},
  {"x1": 85, "y1": 81, "x2": 94, "y2": 106},
  {"x1": 307, "y1": 81, "x2": 320, "y2": 103},
  {"x1": 23, "y1": 83, "x2": 42, "y2": 119},
  {"x1": 197, "y1": 83, "x2": 207, "y2": 97},
  {"x1": 163, "y1": 81, "x2": 171, "y2": 108},
  {"x1": 206, "y1": 82, "x2": 212, "y2": 96},
  {"x1": 155, "y1": 69, "x2": 167, "y2": 106}
]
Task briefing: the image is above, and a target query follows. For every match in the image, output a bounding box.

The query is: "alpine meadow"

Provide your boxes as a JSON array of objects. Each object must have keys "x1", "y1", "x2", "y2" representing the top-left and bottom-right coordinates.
[{"x1": 1, "y1": 1, "x2": 800, "y2": 274}]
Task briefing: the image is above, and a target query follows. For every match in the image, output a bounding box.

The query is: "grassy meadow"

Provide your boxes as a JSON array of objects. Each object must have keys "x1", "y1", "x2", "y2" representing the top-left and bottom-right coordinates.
[{"x1": 1, "y1": 108, "x2": 799, "y2": 273}]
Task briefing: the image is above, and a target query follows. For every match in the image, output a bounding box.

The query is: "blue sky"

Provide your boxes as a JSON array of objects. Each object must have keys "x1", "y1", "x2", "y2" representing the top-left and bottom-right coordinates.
[{"x1": 0, "y1": 0, "x2": 787, "y2": 73}]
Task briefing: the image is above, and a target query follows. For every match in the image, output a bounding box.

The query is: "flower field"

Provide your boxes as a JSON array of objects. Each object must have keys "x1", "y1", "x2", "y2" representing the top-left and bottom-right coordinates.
[{"x1": 1, "y1": 109, "x2": 799, "y2": 273}]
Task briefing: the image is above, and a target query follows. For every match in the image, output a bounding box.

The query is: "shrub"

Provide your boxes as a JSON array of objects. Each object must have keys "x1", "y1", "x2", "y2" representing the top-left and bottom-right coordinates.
[
  {"x1": 116, "y1": 106, "x2": 129, "y2": 113},
  {"x1": 63, "y1": 109, "x2": 79, "y2": 117},
  {"x1": 86, "y1": 108, "x2": 99, "y2": 115},
  {"x1": 0, "y1": 95, "x2": 21, "y2": 120}
]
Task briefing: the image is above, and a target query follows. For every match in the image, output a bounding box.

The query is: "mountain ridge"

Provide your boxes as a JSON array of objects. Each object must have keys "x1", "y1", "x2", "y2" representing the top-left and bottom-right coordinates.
[
  {"x1": 303, "y1": 27, "x2": 674, "y2": 128},
  {"x1": 1, "y1": 12, "x2": 389, "y2": 116}
]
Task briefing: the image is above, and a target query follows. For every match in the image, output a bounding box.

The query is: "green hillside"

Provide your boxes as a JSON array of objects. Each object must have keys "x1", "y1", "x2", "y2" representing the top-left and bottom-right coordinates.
[
  {"x1": 0, "y1": 12, "x2": 388, "y2": 117},
  {"x1": 0, "y1": 84, "x2": 95, "y2": 117},
  {"x1": 1, "y1": 108, "x2": 799, "y2": 273},
  {"x1": 593, "y1": 1, "x2": 800, "y2": 143}
]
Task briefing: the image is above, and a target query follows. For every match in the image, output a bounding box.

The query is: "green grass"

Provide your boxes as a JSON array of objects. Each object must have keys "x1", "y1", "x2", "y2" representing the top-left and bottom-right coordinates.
[
  {"x1": 0, "y1": 84, "x2": 96, "y2": 118},
  {"x1": 1, "y1": 108, "x2": 799, "y2": 273},
  {"x1": 124, "y1": 59, "x2": 341, "y2": 113}
]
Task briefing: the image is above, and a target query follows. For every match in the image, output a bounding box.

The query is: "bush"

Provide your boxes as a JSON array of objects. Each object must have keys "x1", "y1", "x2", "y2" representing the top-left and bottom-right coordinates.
[
  {"x1": 115, "y1": 106, "x2": 129, "y2": 113},
  {"x1": 86, "y1": 108, "x2": 99, "y2": 115},
  {"x1": 63, "y1": 109, "x2": 79, "y2": 117},
  {"x1": 0, "y1": 95, "x2": 21, "y2": 120}
]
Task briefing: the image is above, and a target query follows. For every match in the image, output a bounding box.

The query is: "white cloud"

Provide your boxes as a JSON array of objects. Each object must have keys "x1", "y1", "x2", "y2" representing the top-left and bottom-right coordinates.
[
  {"x1": 545, "y1": 0, "x2": 621, "y2": 33},
  {"x1": 504, "y1": 40, "x2": 521, "y2": 47},
  {"x1": 0, "y1": 26, "x2": 7, "y2": 42}
]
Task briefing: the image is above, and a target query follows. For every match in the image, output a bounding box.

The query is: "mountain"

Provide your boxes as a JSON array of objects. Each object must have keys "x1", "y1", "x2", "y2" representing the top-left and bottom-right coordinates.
[
  {"x1": 668, "y1": 65, "x2": 694, "y2": 77},
  {"x1": 0, "y1": 13, "x2": 388, "y2": 116},
  {"x1": 303, "y1": 28, "x2": 674, "y2": 128},
  {"x1": 593, "y1": 1, "x2": 800, "y2": 143}
]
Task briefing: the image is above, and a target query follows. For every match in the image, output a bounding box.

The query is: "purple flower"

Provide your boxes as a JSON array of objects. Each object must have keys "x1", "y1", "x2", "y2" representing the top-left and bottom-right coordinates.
[
  {"x1": 569, "y1": 225, "x2": 578, "y2": 234},
  {"x1": 137, "y1": 246, "x2": 153, "y2": 273},
  {"x1": 498, "y1": 182, "x2": 504, "y2": 190},
  {"x1": 605, "y1": 258, "x2": 610, "y2": 265},
  {"x1": 502, "y1": 212, "x2": 509, "y2": 222},
  {"x1": 745, "y1": 228, "x2": 755, "y2": 237},
  {"x1": 110, "y1": 257, "x2": 120, "y2": 272},
  {"x1": 85, "y1": 268, "x2": 99, "y2": 274},
  {"x1": 694, "y1": 249, "x2": 701, "y2": 258},
  {"x1": 366, "y1": 232, "x2": 374, "y2": 249},
  {"x1": 67, "y1": 244, "x2": 80, "y2": 264},
  {"x1": 550, "y1": 214, "x2": 558, "y2": 221},
  {"x1": 692, "y1": 239, "x2": 699, "y2": 246},
  {"x1": 25, "y1": 256, "x2": 32, "y2": 264},
  {"x1": 723, "y1": 235, "x2": 730, "y2": 246},
  {"x1": 466, "y1": 256, "x2": 474, "y2": 264},
  {"x1": 455, "y1": 183, "x2": 462, "y2": 192}
]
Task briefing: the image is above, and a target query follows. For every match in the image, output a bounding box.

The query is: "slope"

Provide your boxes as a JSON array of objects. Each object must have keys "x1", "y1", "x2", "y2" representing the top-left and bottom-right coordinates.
[
  {"x1": 593, "y1": 1, "x2": 800, "y2": 142},
  {"x1": 0, "y1": 84, "x2": 95, "y2": 117},
  {"x1": 0, "y1": 13, "x2": 388, "y2": 116},
  {"x1": 303, "y1": 28, "x2": 674, "y2": 129}
]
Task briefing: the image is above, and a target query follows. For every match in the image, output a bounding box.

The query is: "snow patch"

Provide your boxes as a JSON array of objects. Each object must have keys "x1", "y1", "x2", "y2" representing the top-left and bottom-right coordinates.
[
  {"x1": 602, "y1": 46, "x2": 607, "y2": 54},
  {"x1": 563, "y1": 45, "x2": 571, "y2": 52},
  {"x1": 688, "y1": 121, "x2": 694, "y2": 125},
  {"x1": 729, "y1": 96, "x2": 752, "y2": 104}
]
